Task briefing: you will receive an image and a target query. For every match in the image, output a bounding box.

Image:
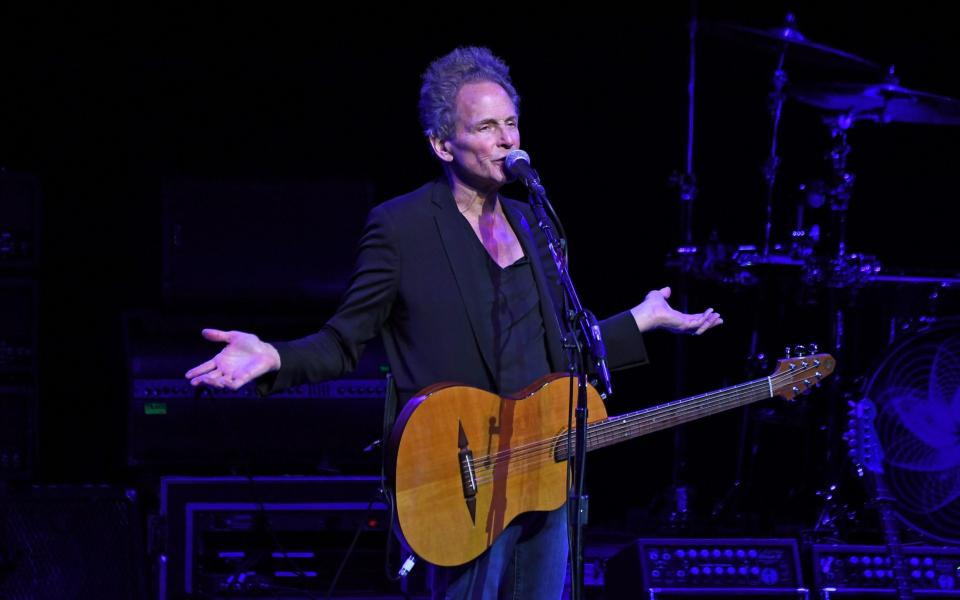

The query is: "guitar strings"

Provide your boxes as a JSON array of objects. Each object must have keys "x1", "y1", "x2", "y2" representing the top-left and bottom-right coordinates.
[
  {"x1": 488, "y1": 379, "x2": 763, "y2": 467},
  {"x1": 466, "y1": 368, "x2": 821, "y2": 487},
  {"x1": 470, "y1": 378, "x2": 769, "y2": 486},
  {"x1": 468, "y1": 378, "x2": 772, "y2": 486},
  {"x1": 483, "y1": 371, "x2": 800, "y2": 469}
]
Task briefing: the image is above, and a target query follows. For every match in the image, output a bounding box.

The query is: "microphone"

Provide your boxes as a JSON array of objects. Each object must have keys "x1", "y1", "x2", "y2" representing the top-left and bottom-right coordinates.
[{"x1": 504, "y1": 149, "x2": 544, "y2": 194}]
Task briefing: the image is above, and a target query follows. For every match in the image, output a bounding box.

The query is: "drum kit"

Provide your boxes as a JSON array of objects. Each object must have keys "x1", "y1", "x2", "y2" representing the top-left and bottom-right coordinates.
[
  {"x1": 672, "y1": 12, "x2": 960, "y2": 333},
  {"x1": 683, "y1": 13, "x2": 960, "y2": 288},
  {"x1": 667, "y1": 12, "x2": 960, "y2": 542}
]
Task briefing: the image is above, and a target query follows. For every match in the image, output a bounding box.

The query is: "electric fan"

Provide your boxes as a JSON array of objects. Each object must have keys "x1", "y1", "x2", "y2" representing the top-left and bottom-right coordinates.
[{"x1": 862, "y1": 319, "x2": 960, "y2": 542}]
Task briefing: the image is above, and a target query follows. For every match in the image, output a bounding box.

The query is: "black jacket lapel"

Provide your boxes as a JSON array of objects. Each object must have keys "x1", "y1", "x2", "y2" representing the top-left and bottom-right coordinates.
[{"x1": 430, "y1": 182, "x2": 498, "y2": 385}]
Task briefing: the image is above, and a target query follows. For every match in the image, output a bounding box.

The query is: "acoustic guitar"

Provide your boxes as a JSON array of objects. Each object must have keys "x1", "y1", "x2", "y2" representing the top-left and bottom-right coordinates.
[{"x1": 389, "y1": 352, "x2": 835, "y2": 566}]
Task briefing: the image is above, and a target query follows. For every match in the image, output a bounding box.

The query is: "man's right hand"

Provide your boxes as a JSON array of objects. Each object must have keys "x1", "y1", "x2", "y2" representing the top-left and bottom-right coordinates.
[{"x1": 185, "y1": 329, "x2": 282, "y2": 390}]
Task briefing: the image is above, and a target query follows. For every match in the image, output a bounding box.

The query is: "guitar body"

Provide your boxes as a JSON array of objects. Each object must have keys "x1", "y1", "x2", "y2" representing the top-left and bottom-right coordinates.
[{"x1": 388, "y1": 374, "x2": 607, "y2": 567}]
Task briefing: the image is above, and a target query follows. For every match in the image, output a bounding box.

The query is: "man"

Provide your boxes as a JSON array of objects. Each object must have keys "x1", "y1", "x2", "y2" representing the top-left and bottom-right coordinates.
[{"x1": 186, "y1": 46, "x2": 721, "y2": 599}]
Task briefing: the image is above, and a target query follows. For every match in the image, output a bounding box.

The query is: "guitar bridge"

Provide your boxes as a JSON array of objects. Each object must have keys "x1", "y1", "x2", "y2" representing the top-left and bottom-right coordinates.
[{"x1": 458, "y1": 420, "x2": 478, "y2": 524}]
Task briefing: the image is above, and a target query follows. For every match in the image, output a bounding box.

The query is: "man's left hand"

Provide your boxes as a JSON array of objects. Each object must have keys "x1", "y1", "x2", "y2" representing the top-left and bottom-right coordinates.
[{"x1": 630, "y1": 286, "x2": 723, "y2": 335}]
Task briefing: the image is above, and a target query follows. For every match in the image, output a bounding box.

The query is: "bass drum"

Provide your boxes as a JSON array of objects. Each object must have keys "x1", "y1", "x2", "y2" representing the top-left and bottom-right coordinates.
[{"x1": 862, "y1": 317, "x2": 960, "y2": 543}]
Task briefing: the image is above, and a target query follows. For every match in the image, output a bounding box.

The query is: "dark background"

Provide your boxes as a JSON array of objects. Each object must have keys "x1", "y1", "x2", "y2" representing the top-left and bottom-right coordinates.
[{"x1": 3, "y1": 2, "x2": 959, "y2": 537}]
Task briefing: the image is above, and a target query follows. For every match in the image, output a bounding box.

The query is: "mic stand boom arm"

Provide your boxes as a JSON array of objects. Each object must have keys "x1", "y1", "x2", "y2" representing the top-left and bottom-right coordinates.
[{"x1": 517, "y1": 168, "x2": 611, "y2": 600}]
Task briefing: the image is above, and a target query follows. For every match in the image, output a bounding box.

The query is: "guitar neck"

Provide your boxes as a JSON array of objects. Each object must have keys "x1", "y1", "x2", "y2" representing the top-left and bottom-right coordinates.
[
  {"x1": 851, "y1": 396, "x2": 913, "y2": 600},
  {"x1": 555, "y1": 377, "x2": 774, "y2": 460}
]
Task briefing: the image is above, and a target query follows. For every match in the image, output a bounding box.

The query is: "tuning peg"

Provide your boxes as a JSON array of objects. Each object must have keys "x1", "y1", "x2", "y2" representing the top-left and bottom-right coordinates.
[
  {"x1": 793, "y1": 344, "x2": 807, "y2": 357},
  {"x1": 809, "y1": 343, "x2": 819, "y2": 354},
  {"x1": 784, "y1": 346, "x2": 792, "y2": 359}
]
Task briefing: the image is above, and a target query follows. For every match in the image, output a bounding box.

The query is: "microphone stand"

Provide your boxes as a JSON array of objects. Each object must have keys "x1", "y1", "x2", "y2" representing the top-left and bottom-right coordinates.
[{"x1": 516, "y1": 167, "x2": 612, "y2": 600}]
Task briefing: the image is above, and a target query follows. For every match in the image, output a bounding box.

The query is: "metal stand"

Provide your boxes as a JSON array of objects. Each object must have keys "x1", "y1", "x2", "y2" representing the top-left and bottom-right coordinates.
[
  {"x1": 674, "y1": 0, "x2": 700, "y2": 250},
  {"x1": 666, "y1": 0, "x2": 702, "y2": 530},
  {"x1": 761, "y1": 14, "x2": 796, "y2": 258},
  {"x1": 515, "y1": 164, "x2": 611, "y2": 600},
  {"x1": 824, "y1": 116, "x2": 855, "y2": 262}
]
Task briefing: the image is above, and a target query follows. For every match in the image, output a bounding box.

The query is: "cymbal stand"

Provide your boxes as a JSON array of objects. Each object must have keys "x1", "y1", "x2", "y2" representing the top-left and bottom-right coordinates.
[
  {"x1": 810, "y1": 115, "x2": 867, "y2": 532},
  {"x1": 825, "y1": 115, "x2": 855, "y2": 263},
  {"x1": 761, "y1": 14, "x2": 795, "y2": 258},
  {"x1": 669, "y1": 0, "x2": 700, "y2": 262},
  {"x1": 665, "y1": 0, "x2": 701, "y2": 530},
  {"x1": 674, "y1": 0, "x2": 699, "y2": 249}
]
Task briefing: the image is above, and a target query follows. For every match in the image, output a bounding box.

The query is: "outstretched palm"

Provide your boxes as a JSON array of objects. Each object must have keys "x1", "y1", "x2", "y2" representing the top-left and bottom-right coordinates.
[{"x1": 185, "y1": 329, "x2": 280, "y2": 389}]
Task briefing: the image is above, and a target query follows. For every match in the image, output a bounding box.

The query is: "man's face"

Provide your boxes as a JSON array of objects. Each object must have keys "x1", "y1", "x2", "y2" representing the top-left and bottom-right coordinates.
[{"x1": 434, "y1": 81, "x2": 520, "y2": 192}]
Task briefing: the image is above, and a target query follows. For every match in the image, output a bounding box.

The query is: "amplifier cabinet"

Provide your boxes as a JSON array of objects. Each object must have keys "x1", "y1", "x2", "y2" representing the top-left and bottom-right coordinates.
[
  {"x1": 812, "y1": 544, "x2": 960, "y2": 597},
  {"x1": 155, "y1": 475, "x2": 423, "y2": 599},
  {"x1": 0, "y1": 171, "x2": 41, "y2": 269},
  {"x1": 0, "y1": 484, "x2": 145, "y2": 600},
  {"x1": 0, "y1": 279, "x2": 37, "y2": 479},
  {"x1": 123, "y1": 308, "x2": 393, "y2": 475},
  {"x1": 606, "y1": 537, "x2": 808, "y2": 599},
  {"x1": 128, "y1": 377, "x2": 389, "y2": 473}
]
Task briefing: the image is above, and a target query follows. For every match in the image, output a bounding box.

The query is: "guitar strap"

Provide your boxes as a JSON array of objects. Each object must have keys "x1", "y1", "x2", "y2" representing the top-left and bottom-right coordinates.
[
  {"x1": 379, "y1": 372, "x2": 415, "y2": 580},
  {"x1": 380, "y1": 372, "x2": 398, "y2": 483}
]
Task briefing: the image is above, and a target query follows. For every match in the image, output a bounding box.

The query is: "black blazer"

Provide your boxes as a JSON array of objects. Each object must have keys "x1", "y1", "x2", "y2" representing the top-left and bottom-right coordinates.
[{"x1": 259, "y1": 178, "x2": 648, "y2": 402}]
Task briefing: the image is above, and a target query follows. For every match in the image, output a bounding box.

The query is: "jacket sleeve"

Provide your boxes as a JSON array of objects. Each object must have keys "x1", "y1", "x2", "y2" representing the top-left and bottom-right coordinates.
[
  {"x1": 599, "y1": 309, "x2": 648, "y2": 371},
  {"x1": 257, "y1": 203, "x2": 400, "y2": 395}
]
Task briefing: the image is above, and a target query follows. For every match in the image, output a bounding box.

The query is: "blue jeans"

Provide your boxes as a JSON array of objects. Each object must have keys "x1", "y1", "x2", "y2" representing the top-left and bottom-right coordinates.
[{"x1": 431, "y1": 505, "x2": 569, "y2": 600}]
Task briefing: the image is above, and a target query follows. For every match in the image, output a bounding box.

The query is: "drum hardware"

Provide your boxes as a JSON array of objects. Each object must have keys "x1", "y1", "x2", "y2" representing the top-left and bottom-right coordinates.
[
  {"x1": 695, "y1": 15, "x2": 960, "y2": 284},
  {"x1": 784, "y1": 110, "x2": 864, "y2": 278},
  {"x1": 683, "y1": 243, "x2": 881, "y2": 291},
  {"x1": 669, "y1": 0, "x2": 700, "y2": 249},
  {"x1": 700, "y1": 17, "x2": 960, "y2": 282},
  {"x1": 788, "y1": 70, "x2": 960, "y2": 284},
  {"x1": 733, "y1": 244, "x2": 805, "y2": 269},
  {"x1": 705, "y1": 17, "x2": 883, "y2": 73},
  {"x1": 822, "y1": 116, "x2": 855, "y2": 261},
  {"x1": 705, "y1": 12, "x2": 883, "y2": 259},
  {"x1": 865, "y1": 276, "x2": 960, "y2": 344},
  {"x1": 801, "y1": 253, "x2": 883, "y2": 289},
  {"x1": 666, "y1": 12, "x2": 960, "y2": 540},
  {"x1": 671, "y1": 13, "x2": 895, "y2": 284},
  {"x1": 808, "y1": 482, "x2": 855, "y2": 537},
  {"x1": 785, "y1": 73, "x2": 960, "y2": 291},
  {"x1": 788, "y1": 69, "x2": 960, "y2": 127}
]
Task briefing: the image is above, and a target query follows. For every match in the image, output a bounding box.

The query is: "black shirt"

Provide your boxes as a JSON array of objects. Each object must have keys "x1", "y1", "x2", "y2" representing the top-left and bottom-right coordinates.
[{"x1": 459, "y1": 219, "x2": 552, "y2": 394}]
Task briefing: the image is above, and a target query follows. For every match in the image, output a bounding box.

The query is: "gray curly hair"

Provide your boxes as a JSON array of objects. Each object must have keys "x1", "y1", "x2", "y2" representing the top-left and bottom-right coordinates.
[{"x1": 418, "y1": 46, "x2": 521, "y2": 142}]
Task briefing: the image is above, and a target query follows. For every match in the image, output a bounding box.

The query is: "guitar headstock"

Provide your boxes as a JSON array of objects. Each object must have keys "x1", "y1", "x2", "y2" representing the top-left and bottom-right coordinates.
[
  {"x1": 846, "y1": 397, "x2": 885, "y2": 476},
  {"x1": 769, "y1": 348, "x2": 836, "y2": 401}
]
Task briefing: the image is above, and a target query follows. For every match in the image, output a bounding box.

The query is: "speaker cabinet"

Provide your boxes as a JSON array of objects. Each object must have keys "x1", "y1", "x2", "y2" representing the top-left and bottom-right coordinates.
[{"x1": 0, "y1": 484, "x2": 146, "y2": 600}]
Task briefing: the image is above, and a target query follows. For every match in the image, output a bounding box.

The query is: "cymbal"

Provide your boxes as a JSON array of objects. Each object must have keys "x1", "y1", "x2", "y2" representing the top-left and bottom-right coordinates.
[
  {"x1": 789, "y1": 81, "x2": 960, "y2": 125},
  {"x1": 706, "y1": 19, "x2": 883, "y2": 72}
]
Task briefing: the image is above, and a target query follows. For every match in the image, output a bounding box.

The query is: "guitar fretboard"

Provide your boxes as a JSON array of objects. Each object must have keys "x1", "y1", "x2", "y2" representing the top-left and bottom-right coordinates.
[{"x1": 554, "y1": 378, "x2": 773, "y2": 461}]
